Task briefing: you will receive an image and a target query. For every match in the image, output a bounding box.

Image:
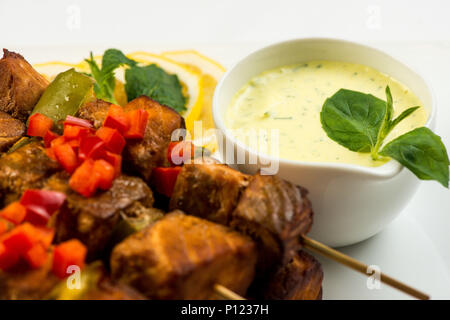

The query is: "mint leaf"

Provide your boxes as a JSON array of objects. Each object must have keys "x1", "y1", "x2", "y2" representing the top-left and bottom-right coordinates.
[
  {"x1": 380, "y1": 127, "x2": 449, "y2": 187},
  {"x1": 101, "y1": 49, "x2": 136, "y2": 74},
  {"x1": 385, "y1": 85, "x2": 394, "y2": 122},
  {"x1": 380, "y1": 87, "x2": 420, "y2": 139},
  {"x1": 125, "y1": 64, "x2": 186, "y2": 112},
  {"x1": 374, "y1": 87, "x2": 420, "y2": 159},
  {"x1": 389, "y1": 106, "x2": 420, "y2": 131},
  {"x1": 85, "y1": 49, "x2": 136, "y2": 104},
  {"x1": 320, "y1": 89, "x2": 387, "y2": 152}
]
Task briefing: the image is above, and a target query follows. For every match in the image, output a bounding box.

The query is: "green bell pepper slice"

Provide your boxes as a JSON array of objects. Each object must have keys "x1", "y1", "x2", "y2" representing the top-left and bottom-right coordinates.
[{"x1": 28, "y1": 69, "x2": 94, "y2": 129}]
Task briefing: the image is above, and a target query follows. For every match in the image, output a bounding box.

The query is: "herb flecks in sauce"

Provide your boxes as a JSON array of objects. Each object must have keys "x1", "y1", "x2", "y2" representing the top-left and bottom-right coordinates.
[{"x1": 225, "y1": 60, "x2": 429, "y2": 167}]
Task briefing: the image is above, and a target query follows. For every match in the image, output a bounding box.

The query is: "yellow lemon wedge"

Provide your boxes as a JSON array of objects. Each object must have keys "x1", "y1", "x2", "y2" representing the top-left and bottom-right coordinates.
[
  {"x1": 126, "y1": 52, "x2": 204, "y2": 131},
  {"x1": 162, "y1": 50, "x2": 226, "y2": 151}
]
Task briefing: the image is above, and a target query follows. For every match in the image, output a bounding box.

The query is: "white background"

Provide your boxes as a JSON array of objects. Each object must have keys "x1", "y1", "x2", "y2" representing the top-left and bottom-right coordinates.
[{"x1": 1, "y1": 0, "x2": 449, "y2": 299}]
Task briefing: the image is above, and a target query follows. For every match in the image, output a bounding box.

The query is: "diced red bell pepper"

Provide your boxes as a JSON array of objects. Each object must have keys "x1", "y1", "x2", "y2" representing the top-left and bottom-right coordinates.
[
  {"x1": 69, "y1": 159, "x2": 100, "y2": 197},
  {"x1": 124, "y1": 109, "x2": 148, "y2": 139},
  {"x1": 0, "y1": 201, "x2": 27, "y2": 225},
  {"x1": 52, "y1": 239, "x2": 87, "y2": 278},
  {"x1": 79, "y1": 135, "x2": 107, "y2": 160},
  {"x1": 45, "y1": 148, "x2": 57, "y2": 161},
  {"x1": 64, "y1": 115, "x2": 93, "y2": 128},
  {"x1": 167, "y1": 141, "x2": 195, "y2": 166},
  {"x1": 50, "y1": 136, "x2": 66, "y2": 149},
  {"x1": 0, "y1": 220, "x2": 6, "y2": 236},
  {"x1": 103, "y1": 105, "x2": 130, "y2": 134},
  {"x1": 63, "y1": 124, "x2": 92, "y2": 141},
  {"x1": 2, "y1": 223, "x2": 39, "y2": 254},
  {"x1": 20, "y1": 190, "x2": 66, "y2": 217},
  {"x1": 0, "y1": 243, "x2": 19, "y2": 271},
  {"x1": 152, "y1": 166, "x2": 182, "y2": 197},
  {"x1": 53, "y1": 143, "x2": 79, "y2": 173},
  {"x1": 67, "y1": 138, "x2": 80, "y2": 149},
  {"x1": 104, "y1": 151, "x2": 122, "y2": 178},
  {"x1": 24, "y1": 243, "x2": 48, "y2": 269},
  {"x1": 0, "y1": 219, "x2": 12, "y2": 236},
  {"x1": 93, "y1": 159, "x2": 115, "y2": 190},
  {"x1": 34, "y1": 226, "x2": 55, "y2": 248},
  {"x1": 27, "y1": 113, "x2": 53, "y2": 137},
  {"x1": 95, "y1": 127, "x2": 126, "y2": 154},
  {"x1": 44, "y1": 130, "x2": 60, "y2": 148}
]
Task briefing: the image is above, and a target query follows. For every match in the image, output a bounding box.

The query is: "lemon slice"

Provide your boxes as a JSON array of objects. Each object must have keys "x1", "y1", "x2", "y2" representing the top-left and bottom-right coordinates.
[
  {"x1": 162, "y1": 50, "x2": 225, "y2": 81},
  {"x1": 126, "y1": 52, "x2": 204, "y2": 131},
  {"x1": 162, "y1": 50, "x2": 226, "y2": 151}
]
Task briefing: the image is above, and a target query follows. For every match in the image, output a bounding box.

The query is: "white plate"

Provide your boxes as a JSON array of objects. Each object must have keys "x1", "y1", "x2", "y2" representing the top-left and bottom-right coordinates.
[{"x1": 9, "y1": 44, "x2": 449, "y2": 300}]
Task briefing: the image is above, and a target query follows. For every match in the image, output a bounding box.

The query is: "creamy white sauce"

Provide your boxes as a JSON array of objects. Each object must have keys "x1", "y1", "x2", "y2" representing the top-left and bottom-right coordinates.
[{"x1": 225, "y1": 61, "x2": 428, "y2": 167}]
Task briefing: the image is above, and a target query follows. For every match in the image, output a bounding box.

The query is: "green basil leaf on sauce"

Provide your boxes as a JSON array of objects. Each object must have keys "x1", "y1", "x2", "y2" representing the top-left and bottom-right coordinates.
[
  {"x1": 389, "y1": 106, "x2": 421, "y2": 132},
  {"x1": 320, "y1": 89, "x2": 387, "y2": 153},
  {"x1": 380, "y1": 127, "x2": 449, "y2": 187}
]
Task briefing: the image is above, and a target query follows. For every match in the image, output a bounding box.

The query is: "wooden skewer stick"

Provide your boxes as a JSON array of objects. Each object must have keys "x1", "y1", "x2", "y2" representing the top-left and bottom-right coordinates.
[
  {"x1": 214, "y1": 236, "x2": 430, "y2": 301},
  {"x1": 214, "y1": 284, "x2": 246, "y2": 300},
  {"x1": 301, "y1": 235, "x2": 430, "y2": 300}
]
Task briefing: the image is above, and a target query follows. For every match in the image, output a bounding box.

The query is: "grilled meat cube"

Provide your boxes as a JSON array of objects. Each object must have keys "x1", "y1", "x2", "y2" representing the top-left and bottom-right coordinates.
[
  {"x1": 77, "y1": 98, "x2": 111, "y2": 128},
  {"x1": 170, "y1": 162, "x2": 250, "y2": 225},
  {"x1": 0, "y1": 141, "x2": 60, "y2": 204},
  {"x1": 0, "y1": 111, "x2": 25, "y2": 152},
  {"x1": 110, "y1": 211, "x2": 257, "y2": 300},
  {"x1": 0, "y1": 49, "x2": 49, "y2": 121},
  {"x1": 259, "y1": 251, "x2": 323, "y2": 300},
  {"x1": 230, "y1": 174, "x2": 313, "y2": 275},
  {"x1": 45, "y1": 172, "x2": 154, "y2": 260},
  {"x1": 123, "y1": 96, "x2": 185, "y2": 181},
  {"x1": 0, "y1": 259, "x2": 60, "y2": 300}
]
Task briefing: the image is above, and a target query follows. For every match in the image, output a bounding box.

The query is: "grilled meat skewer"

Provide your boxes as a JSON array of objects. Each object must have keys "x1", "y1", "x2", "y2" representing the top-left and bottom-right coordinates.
[
  {"x1": 169, "y1": 161, "x2": 250, "y2": 225},
  {"x1": 257, "y1": 251, "x2": 323, "y2": 300},
  {"x1": 170, "y1": 162, "x2": 313, "y2": 275},
  {"x1": 45, "y1": 172, "x2": 156, "y2": 260},
  {"x1": 110, "y1": 211, "x2": 257, "y2": 300},
  {"x1": 0, "y1": 111, "x2": 25, "y2": 152},
  {"x1": 0, "y1": 141, "x2": 59, "y2": 205},
  {"x1": 0, "y1": 49, "x2": 49, "y2": 121}
]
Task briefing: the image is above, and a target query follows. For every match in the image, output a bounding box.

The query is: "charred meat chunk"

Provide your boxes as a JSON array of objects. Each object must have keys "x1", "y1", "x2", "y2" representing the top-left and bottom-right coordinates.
[
  {"x1": 260, "y1": 251, "x2": 323, "y2": 300},
  {"x1": 0, "y1": 111, "x2": 25, "y2": 152},
  {"x1": 123, "y1": 96, "x2": 185, "y2": 181},
  {"x1": 170, "y1": 162, "x2": 250, "y2": 225},
  {"x1": 0, "y1": 49, "x2": 49, "y2": 121},
  {"x1": 0, "y1": 141, "x2": 60, "y2": 204},
  {"x1": 45, "y1": 172, "x2": 154, "y2": 260},
  {"x1": 110, "y1": 211, "x2": 257, "y2": 299},
  {"x1": 77, "y1": 98, "x2": 111, "y2": 129},
  {"x1": 230, "y1": 174, "x2": 313, "y2": 275}
]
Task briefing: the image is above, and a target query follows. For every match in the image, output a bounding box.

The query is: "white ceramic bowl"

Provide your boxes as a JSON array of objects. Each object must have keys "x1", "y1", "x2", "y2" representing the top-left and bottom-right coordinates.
[{"x1": 212, "y1": 38, "x2": 436, "y2": 247}]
